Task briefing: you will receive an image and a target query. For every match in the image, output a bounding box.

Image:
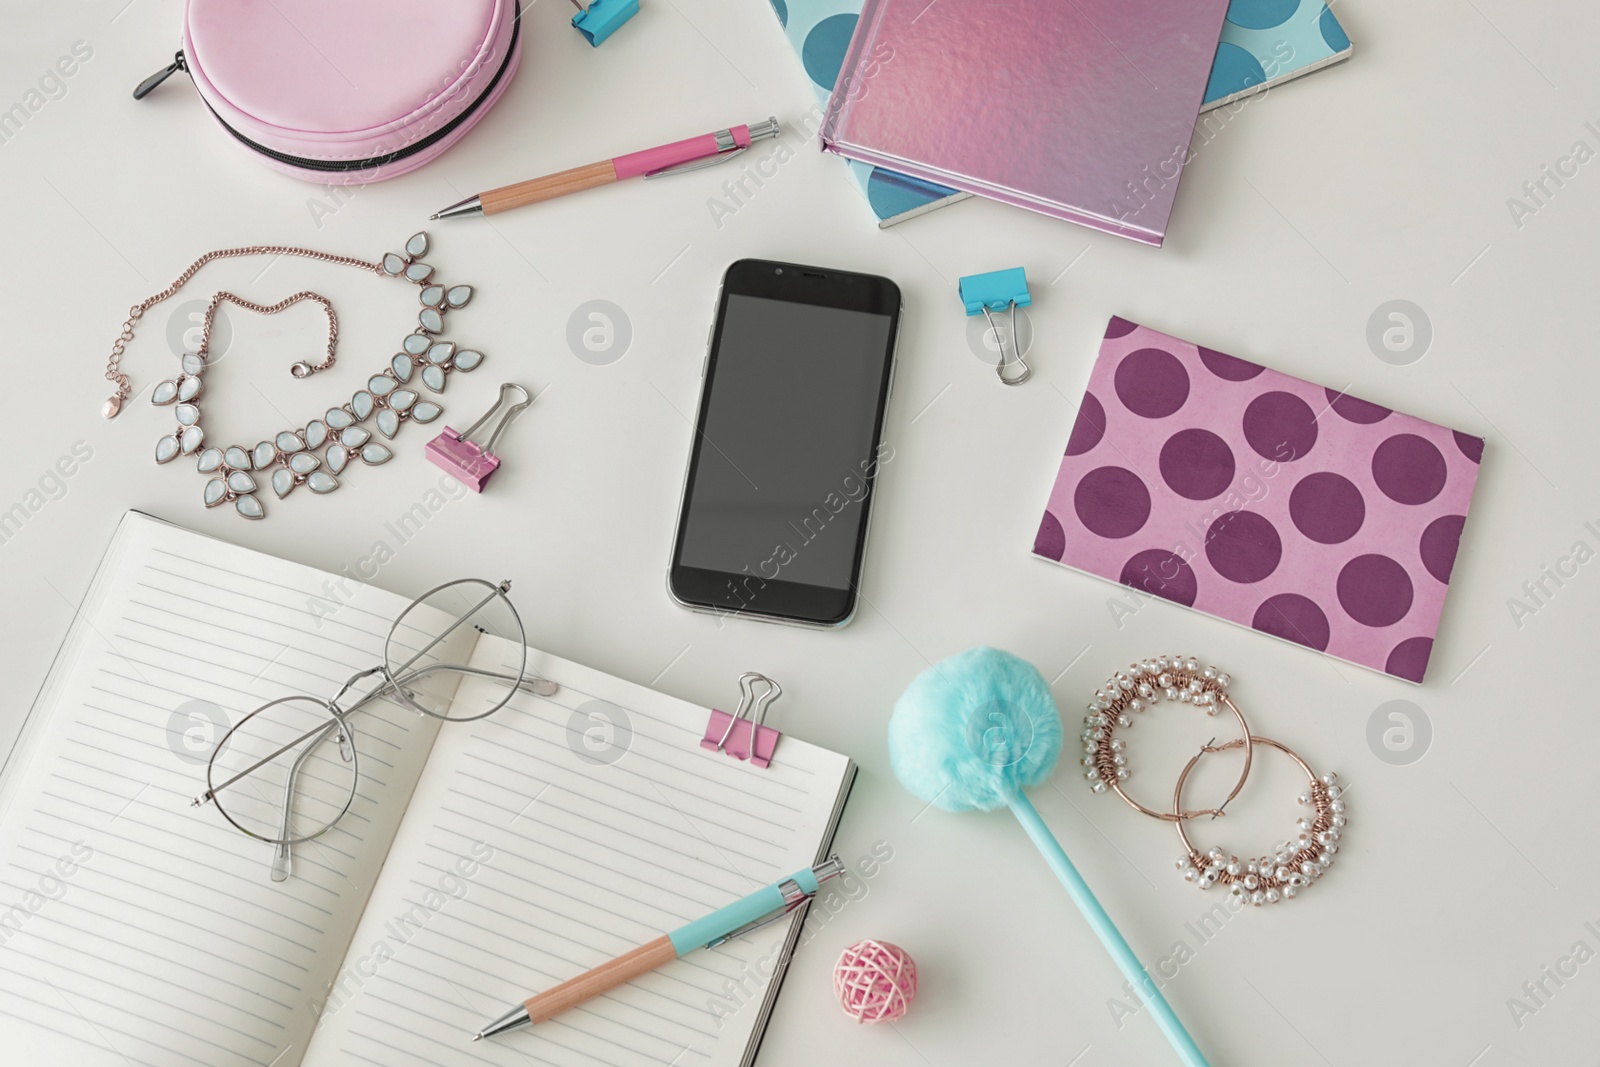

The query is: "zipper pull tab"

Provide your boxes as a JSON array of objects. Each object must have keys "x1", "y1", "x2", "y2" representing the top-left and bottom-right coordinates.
[{"x1": 133, "y1": 51, "x2": 186, "y2": 100}]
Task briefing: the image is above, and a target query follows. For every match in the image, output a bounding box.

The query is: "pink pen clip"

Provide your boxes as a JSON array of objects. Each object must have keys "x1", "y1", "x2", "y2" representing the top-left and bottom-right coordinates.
[
  {"x1": 701, "y1": 672, "x2": 783, "y2": 769},
  {"x1": 426, "y1": 382, "x2": 532, "y2": 492}
]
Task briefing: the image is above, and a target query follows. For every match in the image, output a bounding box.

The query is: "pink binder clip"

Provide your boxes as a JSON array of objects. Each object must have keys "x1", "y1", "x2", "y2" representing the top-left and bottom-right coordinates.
[
  {"x1": 426, "y1": 383, "x2": 532, "y2": 492},
  {"x1": 701, "y1": 672, "x2": 783, "y2": 769}
]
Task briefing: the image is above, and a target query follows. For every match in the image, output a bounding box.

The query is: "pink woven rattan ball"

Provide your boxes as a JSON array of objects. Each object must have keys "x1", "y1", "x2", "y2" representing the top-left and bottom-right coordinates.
[{"x1": 833, "y1": 939, "x2": 917, "y2": 1023}]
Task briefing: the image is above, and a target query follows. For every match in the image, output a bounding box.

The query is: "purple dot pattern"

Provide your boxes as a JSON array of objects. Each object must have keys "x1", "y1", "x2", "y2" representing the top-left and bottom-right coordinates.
[
  {"x1": 1205, "y1": 510, "x2": 1283, "y2": 583},
  {"x1": 1325, "y1": 387, "x2": 1391, "y2": 425},
  {"x1": 1372, "y1": 434, "x2": 1447, "y2": 505},
  {"x1": 1066, "y1": 392, "x2": 1106, "y2": 456},
  {"x1": 1252, "y1": 593, "x2": 1331, "y2": 651},
  {"x1": 1198, "y1": 346, "x2": 1264, "y2": 381},
  {"x1": 1073, "y1": 466, "x2": 1151, "y2": 539},
  {"x1": 1119, "y1": 549, "x2": 1198, "y2": 607},
  {"x1": 1034, "y1": 510, "x2": 1065, "y2": 562},
  {"x1": 1419, "y1": 514, "x2": 1465, "y2": 584},
  {"x1": 1289, "y1": 472, "x2": 1365, "y2": 545},
  {"x1": 1160, "y1": 428, "x2": 1235, "y2": 500},
  {"x1": 1385, "y1": 637, "x2": 1434, "y2": 683},
  {"x1": 1114, "y1": 348, "x2": 1190, "y2": 419},
  {"x1": 1035, "y1": 318, "x2": 1485, "y2": 683},
  {"x1": 1242, "y1": 391, "x2": 1318, "y2": 462},
  {"x1": 1337, "y1": 554, "x2": 1413, "y2": 627}
]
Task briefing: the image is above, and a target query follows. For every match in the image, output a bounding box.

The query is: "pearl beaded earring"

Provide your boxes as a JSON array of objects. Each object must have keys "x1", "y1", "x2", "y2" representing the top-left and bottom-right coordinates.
[
  {"x1": 1172, "y1": 736, "x2": 1346, "y2": 907},
  {"x1": 1082, "y1": 655, "x2": 1254, "y2": 821}
]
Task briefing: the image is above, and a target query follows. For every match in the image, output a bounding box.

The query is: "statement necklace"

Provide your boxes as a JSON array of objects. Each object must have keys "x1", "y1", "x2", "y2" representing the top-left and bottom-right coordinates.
[{"x1": 101, "y1": 232, "x2": 482, "y2": 519}]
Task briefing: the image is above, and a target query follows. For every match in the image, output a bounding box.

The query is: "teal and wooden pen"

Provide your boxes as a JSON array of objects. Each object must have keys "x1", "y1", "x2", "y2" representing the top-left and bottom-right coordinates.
[{"x1": 474, "y1": 855, "x2": 844, "y2": 1040}]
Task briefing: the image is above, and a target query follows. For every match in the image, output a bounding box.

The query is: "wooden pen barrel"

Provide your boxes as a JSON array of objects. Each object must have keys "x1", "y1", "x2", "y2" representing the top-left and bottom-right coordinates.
[
  {"x1": 480, "y1": 159, "x2": 619, "y2": 214},
  {"x1": 524, "y1": 934, "x2": 678, "y2": 1024}
]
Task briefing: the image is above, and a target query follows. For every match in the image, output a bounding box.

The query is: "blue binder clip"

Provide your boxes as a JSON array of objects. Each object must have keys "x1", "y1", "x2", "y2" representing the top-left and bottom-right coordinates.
[
  {"x1": 958, "y1": 267, "x2": 1032, "y2": 385},
  {"x1": 570, "y1": 0, "x2": 638, "y2": 46}
]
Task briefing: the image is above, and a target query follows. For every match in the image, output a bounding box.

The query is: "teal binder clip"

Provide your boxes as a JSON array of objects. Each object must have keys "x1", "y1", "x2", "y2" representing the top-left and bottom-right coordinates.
[
  {"x1": 958, "y1": 267, "x2": 1032, "y2": 385},
  {"x1": 571, "y1": 0, "x2": 638, "y2": 46}
]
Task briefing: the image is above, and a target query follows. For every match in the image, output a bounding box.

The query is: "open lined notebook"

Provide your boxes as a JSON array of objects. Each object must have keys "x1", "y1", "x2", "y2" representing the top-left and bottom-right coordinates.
[{"x1": 0, "y1": 512, "x2": 855, "y2": 1067}]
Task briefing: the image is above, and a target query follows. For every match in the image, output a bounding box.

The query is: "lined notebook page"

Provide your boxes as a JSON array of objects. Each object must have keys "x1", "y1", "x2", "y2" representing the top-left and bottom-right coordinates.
[
  {"x1": 300, "y1": 633, "x2": 854, "y2": 1067},
  {"x1": 0, "y1": 514, "x2": 462, "y2": 1067}
]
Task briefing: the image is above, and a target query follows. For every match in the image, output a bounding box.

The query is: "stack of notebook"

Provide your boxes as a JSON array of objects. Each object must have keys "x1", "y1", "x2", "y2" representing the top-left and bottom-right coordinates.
[{"x1": 774, "y1": 0, "x2": 1351, "y2": 239}]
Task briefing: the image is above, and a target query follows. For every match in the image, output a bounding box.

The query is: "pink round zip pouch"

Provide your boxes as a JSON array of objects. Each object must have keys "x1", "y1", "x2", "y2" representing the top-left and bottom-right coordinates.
[{"x1": 140, "y1": 0, "x2": 523, "y2": 183}]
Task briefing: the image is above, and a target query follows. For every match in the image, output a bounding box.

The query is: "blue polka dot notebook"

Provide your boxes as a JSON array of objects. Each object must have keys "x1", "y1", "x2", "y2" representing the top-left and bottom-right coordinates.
[
  {"x1": 1203, "y1": 0, "x2": 1353, "y2": 112},
  {"x1": 763, "y1": 0, "x2": 968, "y2": 227}
]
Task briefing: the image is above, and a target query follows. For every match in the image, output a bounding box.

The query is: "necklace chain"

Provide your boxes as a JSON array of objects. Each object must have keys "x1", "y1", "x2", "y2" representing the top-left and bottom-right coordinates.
[{"x1": 103, "y1": 244, "x2": 384, "y2": 417}]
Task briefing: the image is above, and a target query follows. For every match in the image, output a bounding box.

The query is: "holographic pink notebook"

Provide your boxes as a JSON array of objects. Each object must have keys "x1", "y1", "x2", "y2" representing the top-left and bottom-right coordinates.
[
  {"x1": 818, "y1": 0, "x2": 1230, "y2": 245},
  {"x1": 1035, "y1": 318, "x2": 1485, "y2": 682}
]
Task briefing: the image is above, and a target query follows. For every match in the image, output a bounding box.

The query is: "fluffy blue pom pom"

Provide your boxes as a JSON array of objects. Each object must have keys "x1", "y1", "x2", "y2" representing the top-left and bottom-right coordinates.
[{"x1": 888, "y1": 647, "x2": 1063, "y2": 812}]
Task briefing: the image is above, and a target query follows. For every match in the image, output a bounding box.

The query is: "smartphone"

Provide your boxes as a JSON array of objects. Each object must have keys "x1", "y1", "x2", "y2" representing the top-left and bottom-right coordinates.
[{"x1": 668, "y1": 259, "x2": 902, "y2": 627}]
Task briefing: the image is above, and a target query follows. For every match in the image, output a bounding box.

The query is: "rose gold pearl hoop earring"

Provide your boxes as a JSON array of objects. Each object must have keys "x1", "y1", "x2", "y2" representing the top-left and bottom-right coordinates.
[
  {"x1": 1082, "y1": 655, "x2": 1253, "y2": 821},
  {"x1": 1172, "y1": 736, "x2": 1346, "y2": 906}
]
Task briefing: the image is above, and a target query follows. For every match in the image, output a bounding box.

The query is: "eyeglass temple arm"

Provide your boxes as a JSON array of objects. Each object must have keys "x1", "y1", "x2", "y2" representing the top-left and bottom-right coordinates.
[{"x1": 270, "y1": 715, "x2": 347, "y2": 882}]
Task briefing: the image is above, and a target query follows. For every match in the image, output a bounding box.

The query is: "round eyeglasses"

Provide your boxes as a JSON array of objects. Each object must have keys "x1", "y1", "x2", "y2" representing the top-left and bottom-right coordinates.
[{"x1": 190, "y1": 578, "x2": 556, "y2": 881}]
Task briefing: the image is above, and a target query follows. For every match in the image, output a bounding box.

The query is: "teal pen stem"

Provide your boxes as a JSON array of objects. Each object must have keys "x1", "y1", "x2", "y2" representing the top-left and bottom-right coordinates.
[{"x1": 1008, "y1": 793, "x2": 1210, "y2": 1067}]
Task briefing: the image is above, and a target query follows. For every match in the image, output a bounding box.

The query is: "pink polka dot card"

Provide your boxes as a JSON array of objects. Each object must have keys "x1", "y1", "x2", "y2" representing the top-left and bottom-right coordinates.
[{"x1": 1034, "y1": 317, "x2": 1484, "y2": 682}]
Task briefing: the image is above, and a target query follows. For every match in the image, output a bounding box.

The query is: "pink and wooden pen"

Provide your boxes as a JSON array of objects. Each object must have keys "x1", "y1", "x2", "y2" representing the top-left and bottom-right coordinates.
[{"x1": 431, "y1": 115, "x2": 780, "y2": 219}]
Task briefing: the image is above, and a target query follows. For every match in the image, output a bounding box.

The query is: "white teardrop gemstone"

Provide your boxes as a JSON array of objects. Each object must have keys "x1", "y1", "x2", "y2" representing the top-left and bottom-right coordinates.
[
  {"x1": 404, "y1": 261, "x2": 433, "y2": 282},
  {"x1": 180, "y1": 426, "x2": 204, "y2": 454},
  {"x1": 351, "y1": 391, "x2": 375, "y2": 420},
  {"x1": 427, "y1": 341, "x2": 454, "y2": 364},
  {"x1": 391, "y1": 354, "x2": 414, "y2": 381},
  {"x1": 376, "y1": 408, "x2": 400, "y2": 438},
  {"x1": 154, "y1": 435, "x2": 180, "y2": 464},
  {"x1": 412, "y1": 401, "x2": 441, "y2": 423},
  {"x1": 361, "y1": 443, "x2": 393, "y2": 465},
  {"x1": 421, "y1": 365, "x2": 446, "y2": 392},
  {"x1": 368, "y1": 375, "x2": 396, "y2": 398},
  {"x1": 181, "y1": 352, "x2": 206, "y2": 375},
  {"x1": 325, "y1": 407, "x2": 354, "y2": 429},
  {"x1": 304, "y1": 420, "x2": 328, "y2": 449},
  {"x1": 174, "y1": 403, "x2": 200, "y2": 426},
  {"x1": 340, "y1": 426, "x2": 371, "y2": 448},
  {"x1": 405, "y1": 232, "x2": 429, "y2": 258},
  {"x1": 275, "y1": 431, "x2": 303, "y2": 453},
  {"x1": 288, "y1": 451, "x2": 320, "y2": 474},
  {"x1": 235, "y1": 495, "x2": 265, "y2": 519},
  {"x1": 382, "y1": 252, "x2": 407, "y2": 275},
  {"x1": 271, "y1": 468, "x2": 296, "y2": 498},
  {"x1": 420, "y1": 284, "x2": 445, "y2": 308},
  {"x1": 253, "y1": 441, "x2": 277, "y2": 469},
  {"x1": 452, "y1": 349, "x2": 483, "y2": 371},
  {"x1": 225, "y1": 445, "x2": 251, "y2": 470},
  {"x1": 227, "y1": 470, "x2": 257, "y2": 494},
  {"x1": 151, "y1": 380, "x2": 179, "y2": 405},
  {"x1": 446, "y1": 285, "x2": 473, "y2": 308},
  {"x1": 418, "y1": 307, "x2": 444, "y2": 334},
  {"x1": 307, "y1": 471, "x2": 339, "y2": 494},
  {"x1": 326, "y1": 444, "x2": 349, "y2": 473},
  {"x1": 196, "y1": 447, "x2": 223, "y2": 473},
  {"x1": 403, "y1": 333, "x2": 430, "y2": 356},
  {"x1": 389, "y1": 389, "x2": 417, "y2": 412},
  {"x1": 178, "y1": 375, "x2": 202, "y2": 401},
  {"x1": 203, "y1": 478, "x2": 227, "y2": 506}
]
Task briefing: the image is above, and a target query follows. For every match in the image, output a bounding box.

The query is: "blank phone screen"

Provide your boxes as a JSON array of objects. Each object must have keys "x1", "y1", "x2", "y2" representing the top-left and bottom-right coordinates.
[{"x1": 678, "y1": 293, "x2": 894, "y2": 591}]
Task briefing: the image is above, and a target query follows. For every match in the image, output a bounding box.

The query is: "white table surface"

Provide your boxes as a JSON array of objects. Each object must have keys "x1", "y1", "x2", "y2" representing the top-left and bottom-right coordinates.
[{"x1": 5, "y1": 2, "x2": 1598, "y2": 1065}]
